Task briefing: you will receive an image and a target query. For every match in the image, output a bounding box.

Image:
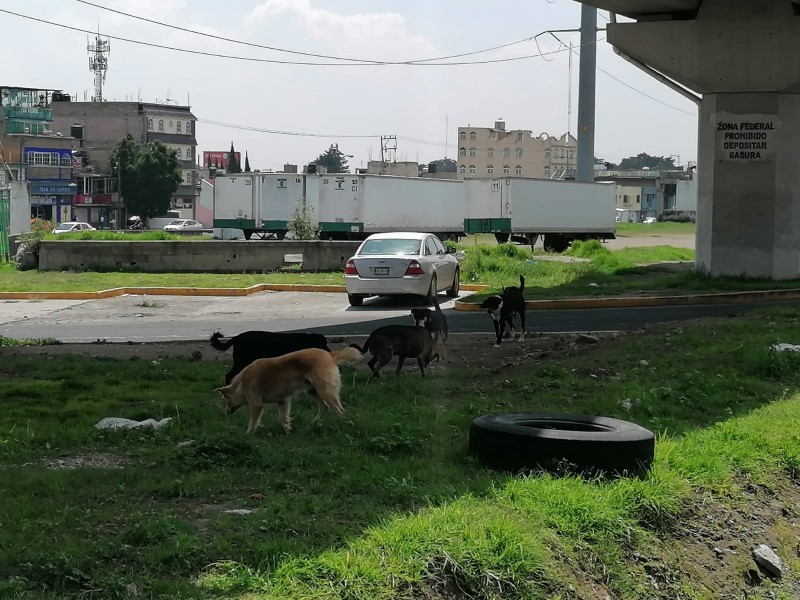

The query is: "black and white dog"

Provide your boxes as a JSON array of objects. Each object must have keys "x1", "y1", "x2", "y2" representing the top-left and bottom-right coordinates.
[
  {"x1": 480, "y1": 275, "x2": 526, "y2": 348},
  {"x1": 410, "y1": 296, "x2": 448, "y2": 360}
]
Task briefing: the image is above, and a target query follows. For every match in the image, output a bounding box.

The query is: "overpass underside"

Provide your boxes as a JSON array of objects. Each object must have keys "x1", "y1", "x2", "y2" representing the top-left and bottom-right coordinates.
[{"x1": 581, "y1": 0, "x2": 800, "y2": 279}]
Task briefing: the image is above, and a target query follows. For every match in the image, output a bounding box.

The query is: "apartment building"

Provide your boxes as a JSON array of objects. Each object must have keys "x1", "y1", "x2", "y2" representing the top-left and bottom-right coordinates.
[
  {"x1": 0, "y1": 86, "x2": 78, "y2": 224},
  {"x1": 51, "y1": 100, "x2": 199, "y2": 220},
  {"x1": 456, "y1": 120, "x2": 577, "y2": 180}
]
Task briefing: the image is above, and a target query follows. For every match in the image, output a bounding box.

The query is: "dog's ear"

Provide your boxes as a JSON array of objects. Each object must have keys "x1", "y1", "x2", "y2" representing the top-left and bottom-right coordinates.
[{"x1": 214, "y1": 386, "x2": 231, "y2": 397}]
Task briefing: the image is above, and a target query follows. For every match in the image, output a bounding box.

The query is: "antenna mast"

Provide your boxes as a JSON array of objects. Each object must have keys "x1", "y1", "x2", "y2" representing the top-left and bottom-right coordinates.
[{"x1": 88, "y1": 30, "x2": 111, "y2": 102}]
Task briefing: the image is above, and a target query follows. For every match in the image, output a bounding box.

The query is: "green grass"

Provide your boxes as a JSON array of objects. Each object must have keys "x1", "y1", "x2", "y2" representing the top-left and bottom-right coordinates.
[
  {"x1": 2, "y1": 307, "x2": 800, "y2": 598},
  {"x1": 616, "y1": 222, "x2": 696, "y2": 236},
  {"x1": 0, "y1": 335, "x2": 62, "y2": 347},
  {"x1": 46, "y1": 231, "x2": 211, "y2": 241},
  {"x1": 460, "y1": 242, "x2": 800, "y2": 301},
  {"x1": 0, "y1": 262, "x2": 344, "y2": 292}
]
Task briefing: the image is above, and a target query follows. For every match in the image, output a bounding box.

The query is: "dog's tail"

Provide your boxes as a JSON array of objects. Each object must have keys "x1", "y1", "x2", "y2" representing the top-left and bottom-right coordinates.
[
  {"x1": 519, "y1": 275, "x2": 525, "y2": 293},
  {"x1": 348, "y1": 338, "x2": 370, "y2": 354},
  {"x1": 210, "y1": 331, "x2": 234, "y2": 353},
  {"x1": 332, "y1": 346, "x2": 364, "y2": 366}
]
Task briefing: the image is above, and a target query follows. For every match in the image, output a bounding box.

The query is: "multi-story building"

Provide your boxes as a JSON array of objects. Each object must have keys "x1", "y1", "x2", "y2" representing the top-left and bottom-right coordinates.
[
  {"x1": 456, "y1": 120, "x2": 577, "y2": 180},
  {"x1": 0, "y1": 86, "x2": 78, "y2": 224},
  {"x1": 50, "y1": 101, "x2": 199, "y2": 223}
]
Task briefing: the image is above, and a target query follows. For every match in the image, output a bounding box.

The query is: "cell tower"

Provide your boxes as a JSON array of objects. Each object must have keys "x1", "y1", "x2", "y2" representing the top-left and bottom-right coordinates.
[{"x1": 87, "y1": 32, "x2": 110, "y2": 102}]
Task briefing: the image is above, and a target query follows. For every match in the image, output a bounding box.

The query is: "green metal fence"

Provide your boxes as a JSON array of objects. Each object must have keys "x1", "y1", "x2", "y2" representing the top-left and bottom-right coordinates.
[{"x1": 0, "y1": 189, "x2": 10, "y2": 262}]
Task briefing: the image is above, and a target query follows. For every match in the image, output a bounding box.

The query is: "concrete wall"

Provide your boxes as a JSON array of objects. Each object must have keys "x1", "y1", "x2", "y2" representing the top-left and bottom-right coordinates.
[
  {"x1": 39, "y1": 240, "x2": 361, "y2": 272},
  {"x1": 675, "y1": 179, "x2": 697, "y2": 212}
]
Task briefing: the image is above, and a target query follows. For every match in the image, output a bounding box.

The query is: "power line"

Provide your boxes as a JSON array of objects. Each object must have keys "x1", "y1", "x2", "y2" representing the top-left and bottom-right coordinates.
[
  {"x1": 74, "y1": 0, "x2": 551, "y2": 66},
  {"x1": 0, "y1": 8, "x2": 593, "y2": 67},
  {"x1": 549, "y1": 32, "x2": 697, "y2": 116},
  {"x1": 199, "y1": 119, "x2": 382, "y2": 138}
]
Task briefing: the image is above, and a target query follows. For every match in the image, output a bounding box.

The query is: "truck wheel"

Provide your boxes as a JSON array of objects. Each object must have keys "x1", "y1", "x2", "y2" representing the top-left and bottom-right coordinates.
[
  {"x1": 543, "y1": 234, "x2": 569, "y2": 253},
  {"x1": 243, "y1": 230, "x2": 253, "y2": 241},
  {"x1": 469, "y1": 413, "x2": 655, "y2": 477},
  {"x1": 446, "y1": 268, "x2": 460, "y2": 298},
  {"x1": 494, "y1": 233, "x2": 510, "y2": 244},
  {"x1": 347, "y1": 294, "x2": 364, "y2": 307}
]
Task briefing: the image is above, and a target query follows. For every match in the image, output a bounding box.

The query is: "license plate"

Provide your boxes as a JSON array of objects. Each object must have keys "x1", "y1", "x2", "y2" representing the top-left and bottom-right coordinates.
[{"x1": 373, "y1": 267, "x2": 389, "y2": 275}]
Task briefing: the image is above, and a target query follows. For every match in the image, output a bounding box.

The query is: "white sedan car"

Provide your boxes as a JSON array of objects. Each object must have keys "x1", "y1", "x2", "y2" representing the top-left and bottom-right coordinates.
[
  {"x1": 51, "y1": 221, "x2": 96, "y2": 235},
  {"x1": 344, "y1": 232, "x2": 460, "y2": 307},
  {"x1": 163, "y1": 219, "x2": 203, "y2": 232}
]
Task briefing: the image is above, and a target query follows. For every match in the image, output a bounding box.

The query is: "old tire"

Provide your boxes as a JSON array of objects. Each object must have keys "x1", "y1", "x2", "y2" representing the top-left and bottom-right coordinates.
[
  {"x1": 469, "y1": 413, "x2": 654, "y2": 477},
  {"x1": 446, "y1": 268, "x2": 460, "y2": 298},
  {"x1": 347, "y1": 294, "x2": 364, "y2": 307}
]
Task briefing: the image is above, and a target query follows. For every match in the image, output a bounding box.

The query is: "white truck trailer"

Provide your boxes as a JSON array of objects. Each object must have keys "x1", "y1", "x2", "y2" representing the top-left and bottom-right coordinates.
[
  {"x1": 212, "y1": 173, "x2": 308, "y2": 240},
  {"x1": 317, "y1": 174, "x2": 465, "y2": 240},
  {"x1": 464, "y1": 178, "x2": 616, "y2": 251}
]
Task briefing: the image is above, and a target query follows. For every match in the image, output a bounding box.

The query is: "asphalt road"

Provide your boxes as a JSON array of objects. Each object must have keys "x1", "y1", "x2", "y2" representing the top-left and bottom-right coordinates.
[{"x1": 0, "y1": 291, "x2": 793, "y2": 343}]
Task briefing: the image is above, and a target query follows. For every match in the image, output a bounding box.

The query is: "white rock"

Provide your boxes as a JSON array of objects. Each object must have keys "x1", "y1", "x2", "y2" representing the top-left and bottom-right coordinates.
[
  {"x1": 223, "y1": 509, "x2": 254, "y2": 516},
  {"x1": 95, "y1": 417, "x2": 172, "y2": 431},
  {"x1": 771, "y1": 343, "x2": 800, "y2": 353},
  {"x1": 752, "y1": 544, "x2": 783, "y2": 578}
]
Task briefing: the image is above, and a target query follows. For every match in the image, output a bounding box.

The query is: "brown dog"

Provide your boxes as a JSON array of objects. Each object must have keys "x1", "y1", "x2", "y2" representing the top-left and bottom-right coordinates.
[{"x1": 214, "y1": 346, "x2": 362, "y2": 434}]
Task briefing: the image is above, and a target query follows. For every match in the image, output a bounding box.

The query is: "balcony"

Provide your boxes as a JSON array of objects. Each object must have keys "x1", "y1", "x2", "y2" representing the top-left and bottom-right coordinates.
[
  {"x1": 2, "y1": 106, "x2": 53, "y2": 121},
  {"x1": 5, "y1": 120, "x2": 48, "y2": 134}
]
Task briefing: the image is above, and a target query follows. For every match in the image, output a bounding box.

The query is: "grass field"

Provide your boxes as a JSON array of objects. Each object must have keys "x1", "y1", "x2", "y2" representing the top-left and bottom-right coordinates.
[
  {"x1": 615, "y1": 222, "x2": 695, "y2": 237},
  {"x1": 2, "y1": 307, "x2": 800, "y2": 598}
]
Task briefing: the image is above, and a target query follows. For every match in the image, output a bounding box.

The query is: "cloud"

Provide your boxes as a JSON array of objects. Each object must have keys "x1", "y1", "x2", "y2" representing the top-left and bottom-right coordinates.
[{"x1": 248, "y1": 0, "x2": 437, "y2": 61}]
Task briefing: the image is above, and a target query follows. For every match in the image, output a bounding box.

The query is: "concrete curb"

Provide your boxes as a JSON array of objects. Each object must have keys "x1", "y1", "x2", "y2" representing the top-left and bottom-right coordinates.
[
  {"x1": 454, "y1": 288, "x2": 800, "y2": 311},
  {"x1": 0, "y1": 283, "x2": 488, "y2": 301}
]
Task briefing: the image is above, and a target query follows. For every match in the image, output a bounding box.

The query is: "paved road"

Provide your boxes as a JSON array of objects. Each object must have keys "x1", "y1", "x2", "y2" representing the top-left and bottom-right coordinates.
[{"x1": 0, "y1": 290, "x2": 792, "y2": 343}]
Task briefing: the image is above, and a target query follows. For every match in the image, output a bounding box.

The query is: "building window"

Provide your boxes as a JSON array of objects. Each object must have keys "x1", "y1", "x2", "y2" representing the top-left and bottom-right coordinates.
[
  {"x1": 61, "y1": 154, "x2": 72, "y2": 167},
  {"x1": 516, "y1": 148, "x2": 523, "y2": 157},
  {"x1": 186, "y1": 121, "x2": 192, "y2": 134},
  {"x1": 470, "y1": 131, "x2": 476, "y2": 140},
  {"x1": 636, "y1": 195, "x2": 641, "y2": 204},
  {"x1": 158, "y1": 120, "x2": 164, "y2": 132},
  {"x1": 623, "y1": 195, "x2": 630, "y2": 204},
  {"x1": 147, "y1": 119, "x2": 153, "y2": 131},
  {"x1": 459, "y1": 131, "x2": 466, "y2": 140},
  {"x1": 175, "y1": 148, "x2": 182, "y2": 158},
  {"x1": 503, "y1": 147, "x2": 511, "y2": 157},
  {"x1": 469, "y1": 147, "x2": 476, "y2": 157},
  {"x1": 515, "y1": 165, "x2": 522, "y2": 175},
  {"x1": 503, "y1": 165, "x2": 510, "y2": 174},
  {"x1": 487, "y1": 165, "x2": 494, "y2": 174},
  {"x1": 545, "y1": 148, "x2": 550, "y2": 158},
  {"x1": 487, "y1": 147, "x2": 494, "y2": 157},
  {"x1": 169, "y1": 120, "x2": 173, "y2": 128},
  {"x1": 569, "y1": 149, "x2": 575, "y2": 159},
  {"x1": 176, "y1": 121, "x2": 182, "y2": 133},
  {"x1": 186, "y1": 147, "x2": 193, "y2": 159},
  {"x1": 469, "y1": 165, "x2": 476, "y2": 175},
  {"x1": 459, "y1": 147, "x2": 466, "y2": 157},
  {"x1": 544, "y1": 166, "x2": 550, "y2": 176},
  {"x1": 459, "y1": 165, "x2": 466, "y2": 174}
]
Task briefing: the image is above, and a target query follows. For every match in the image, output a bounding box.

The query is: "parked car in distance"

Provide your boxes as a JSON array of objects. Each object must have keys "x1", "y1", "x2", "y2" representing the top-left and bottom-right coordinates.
[
  {"x1": 344, "y1": 232, "x2": 460, "y2": 307},
  {"x1": 163, "y1": 219, "x2": 203, "y2": 232},
  {"x1": 51, "y1": 222, "x2": 97, "y2": 235},
  {"x1": 642, "y1": 217, "x2": 657, "y2": 224}
]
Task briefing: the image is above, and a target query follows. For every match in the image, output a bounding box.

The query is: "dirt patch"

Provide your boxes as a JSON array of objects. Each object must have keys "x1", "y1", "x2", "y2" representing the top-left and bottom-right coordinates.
[{"x1": 0, "y1": 332, "x2": 619, "y2": 373}]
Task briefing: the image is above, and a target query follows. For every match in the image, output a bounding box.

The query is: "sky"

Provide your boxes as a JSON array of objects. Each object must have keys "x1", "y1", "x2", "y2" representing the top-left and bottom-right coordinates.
[{"x1": 1, "y1": 0, "x2": 700, "y2": 172}]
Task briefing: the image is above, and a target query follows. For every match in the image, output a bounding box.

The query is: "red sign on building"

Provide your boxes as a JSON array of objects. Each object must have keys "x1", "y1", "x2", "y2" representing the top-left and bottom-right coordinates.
[{"x1": 203, "y1": 151, "x2": 241, "y2": 169}]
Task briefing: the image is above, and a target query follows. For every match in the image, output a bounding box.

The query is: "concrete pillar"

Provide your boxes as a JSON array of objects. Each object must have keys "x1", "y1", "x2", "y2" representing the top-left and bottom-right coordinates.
[
  {"x1": 576, "y1": 5, "x2": 597, "y2": 183},
  {"x1": 604, "y1": 0, "x2": 800, "y2": 279}
]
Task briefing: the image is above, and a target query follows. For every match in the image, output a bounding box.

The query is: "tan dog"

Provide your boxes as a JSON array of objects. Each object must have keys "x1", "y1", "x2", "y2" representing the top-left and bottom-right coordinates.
[{"x1": 214, "y1": 346, "x2": 362, "y2": 433}]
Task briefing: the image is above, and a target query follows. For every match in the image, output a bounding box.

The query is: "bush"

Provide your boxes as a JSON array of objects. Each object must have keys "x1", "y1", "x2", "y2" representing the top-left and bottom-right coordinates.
[
  {"x1": 565, "y1": 239, "x2": 610, "y2": 259},
  {"x1": 660, "y1": 210, "x2": 695, "y2": 223}
]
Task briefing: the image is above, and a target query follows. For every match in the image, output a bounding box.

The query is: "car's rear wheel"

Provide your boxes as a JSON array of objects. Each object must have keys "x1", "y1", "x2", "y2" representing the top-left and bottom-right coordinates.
[
  {"x1": 347, "y1": 293, "x2": 364, "y2": 307},
  {"x1": 446, "y1": 267, "x2": 460, "y2": 298},
  {"x1": 425, "y1": 275, "x2": 437, "y2": 305}
]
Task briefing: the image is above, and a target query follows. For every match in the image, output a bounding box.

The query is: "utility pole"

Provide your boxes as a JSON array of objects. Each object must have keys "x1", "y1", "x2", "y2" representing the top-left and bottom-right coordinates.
[{"x1": 575, "y1": 6, "x2": 597, "y2": 183}]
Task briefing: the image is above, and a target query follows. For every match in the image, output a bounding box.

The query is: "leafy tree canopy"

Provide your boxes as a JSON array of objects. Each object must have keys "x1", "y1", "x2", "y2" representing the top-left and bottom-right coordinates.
[
  {"x1": 310, "y1": 144, "x2": 350, "y2": 173},
  {"x1": 110, "y1": 135, "x2": 183, "y2": 219},
  {"x1": 618, "y1": 153, "x2": 677, "y2": 170}
]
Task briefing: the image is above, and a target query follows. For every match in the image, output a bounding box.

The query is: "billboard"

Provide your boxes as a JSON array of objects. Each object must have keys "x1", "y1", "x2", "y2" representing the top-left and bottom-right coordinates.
[{"x1": 203, "y1": 151, "x2": 241, "y2": 169}]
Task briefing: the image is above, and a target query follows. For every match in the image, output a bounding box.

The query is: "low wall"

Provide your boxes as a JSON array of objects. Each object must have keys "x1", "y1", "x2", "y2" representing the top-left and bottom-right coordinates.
[{"x1": 38, "y1": 240, "x2": 362, "y2": 272}]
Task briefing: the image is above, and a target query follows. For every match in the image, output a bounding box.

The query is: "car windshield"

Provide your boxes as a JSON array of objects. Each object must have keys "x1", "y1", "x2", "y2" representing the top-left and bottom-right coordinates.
[
  {"x1": 167, "y1": 220, "x2": 183, "y2": 225},
  {"x1": 358, "y1": 238, "x2": 421, "y2": 256},
  {"x1": 53, "y1": 223, "x2": 73, "y2": 231}
]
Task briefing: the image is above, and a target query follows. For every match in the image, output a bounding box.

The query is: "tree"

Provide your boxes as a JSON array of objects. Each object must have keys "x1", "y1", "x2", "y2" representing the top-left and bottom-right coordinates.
[
  {"x1": 244, "y1": 151, "x2": 251, "y2": 173},
  {"x1": 618, "y1": 153, "x2": 677, "y2": 170},
  {"x1": 226, "y1": 142, "x2": 241, "y2": 173},
  {"x1": 310, "y1": 143, "x2": 350, "y2": 173},
  {"x1": 109, "y1": 137, "x2": 183, "y2": 219},
  {"x1": 428, "y1": 158, "x2": 457, "y2": 173}
]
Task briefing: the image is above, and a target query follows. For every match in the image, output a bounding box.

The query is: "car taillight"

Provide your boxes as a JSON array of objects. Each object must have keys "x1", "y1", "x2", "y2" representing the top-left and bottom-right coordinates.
[
  {"x1": 344, "y1": 259, "x2": 358, "y2": 275},
  {"x1": 405, "y1": 260, "x2": 425, "y2": 276}
]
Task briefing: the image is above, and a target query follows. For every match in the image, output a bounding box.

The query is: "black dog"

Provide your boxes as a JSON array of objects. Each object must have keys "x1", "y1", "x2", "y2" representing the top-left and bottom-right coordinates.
[
  {"x1": 410, "y1": 296, "x2": 448, "y2": 360},
  {"x1": 349, "y1": 325, "x2": 436, "y2": 378},
  {"x1": 210, "y1": 330, "x2": 330, "y2": 384},
  {"x1": 480, "y1": 275, "x2": 526, "y2": 348}
]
